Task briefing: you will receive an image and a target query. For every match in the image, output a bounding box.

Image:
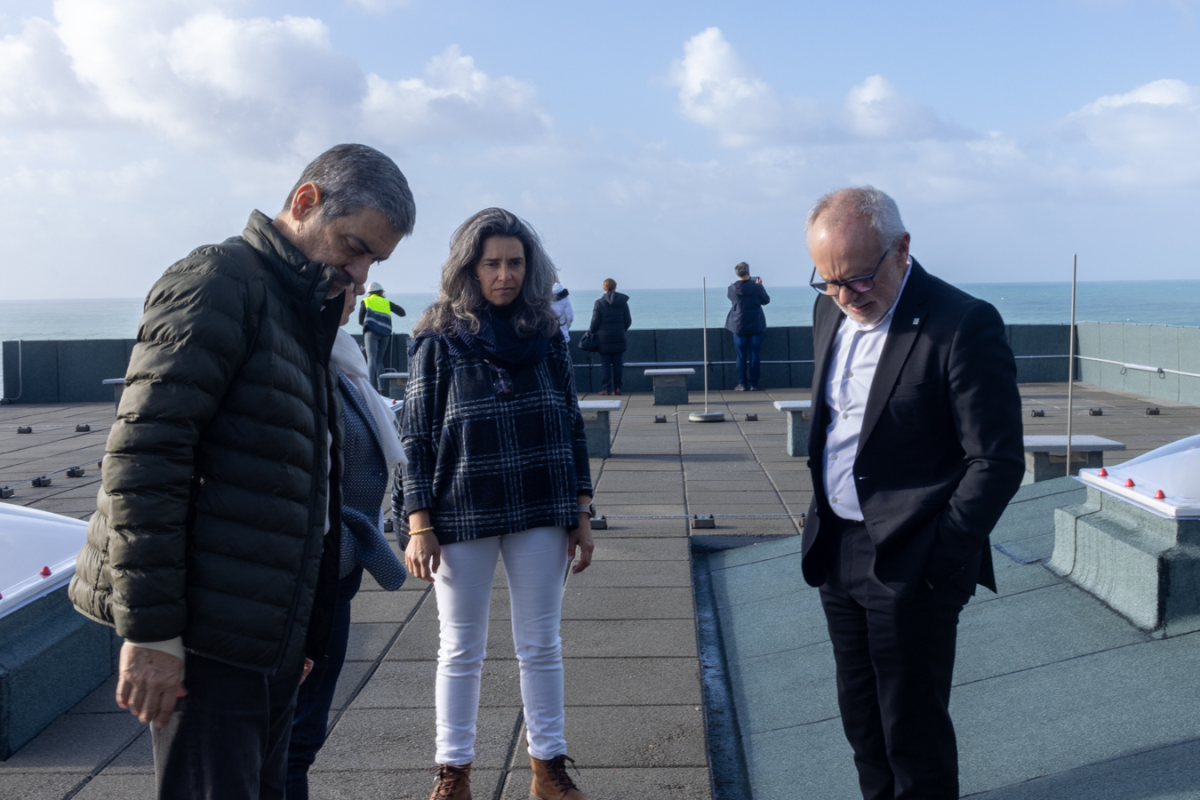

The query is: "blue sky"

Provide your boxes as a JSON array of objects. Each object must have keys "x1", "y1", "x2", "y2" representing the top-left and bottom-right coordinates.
[{"x1": 1, "y1": 0, "x2": 1198, "y2": 300}]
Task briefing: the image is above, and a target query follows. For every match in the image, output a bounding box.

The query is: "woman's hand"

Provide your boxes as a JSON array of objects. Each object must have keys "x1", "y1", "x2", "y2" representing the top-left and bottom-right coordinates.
[
  {"x1": 406, "y1": 532, "x2": 441, "y2": 582},
  {"x1": 406, "y1": 510, "x2": 440, "y2": 582},
  {"x1": 568, "y1": 516, "x2": 594, "y2": 574}
]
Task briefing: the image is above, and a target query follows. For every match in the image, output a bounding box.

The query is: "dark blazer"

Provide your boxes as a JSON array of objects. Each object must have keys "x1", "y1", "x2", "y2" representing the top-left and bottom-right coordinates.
[
  {"x1": 589, "y1": 292, "x2": 632, "y2": 354},
  {"x1": 724, "y1": 280, "x2": 771, "y2": 336},
  {"x1": 801, "y1": 260, "x2": 1025, "y2": 595}
]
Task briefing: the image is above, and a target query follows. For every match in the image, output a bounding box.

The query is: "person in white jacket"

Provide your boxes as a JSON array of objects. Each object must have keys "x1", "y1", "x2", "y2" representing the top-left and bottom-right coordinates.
[{"x1": 551, "y1": 282, "x2": 574, "y2": 341}]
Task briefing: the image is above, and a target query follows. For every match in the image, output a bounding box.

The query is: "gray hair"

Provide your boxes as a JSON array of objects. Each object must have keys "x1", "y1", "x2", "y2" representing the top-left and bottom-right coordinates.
[
  {"x1": 805, "y1": 186, "x2": 906, "y2": 252},
  {"x1": 413, "y1": 208, "x2": 561, "y2": 339},
  {"x1": 285, "y1": 143, "x2": 416, "y2": 237},
  {"x1": 734, "y1": 262, "x2": 750, "y2": 278}
]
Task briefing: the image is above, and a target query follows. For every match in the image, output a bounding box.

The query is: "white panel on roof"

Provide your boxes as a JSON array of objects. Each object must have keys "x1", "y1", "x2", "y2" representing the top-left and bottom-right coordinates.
[{"x1": 1078, "y1": 434, "x2": 1200, "y2": 519}]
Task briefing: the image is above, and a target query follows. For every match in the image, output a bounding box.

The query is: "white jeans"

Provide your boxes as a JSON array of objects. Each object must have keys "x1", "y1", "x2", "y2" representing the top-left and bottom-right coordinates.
[{"x1": 433, "y1": 526, "x2": 569, "y2": 765}]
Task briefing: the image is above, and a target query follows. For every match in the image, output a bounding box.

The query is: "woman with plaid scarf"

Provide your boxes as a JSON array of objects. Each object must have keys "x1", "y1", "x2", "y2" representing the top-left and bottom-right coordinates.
[{"x1": 400, "y1": 208, "x2": 595, "y2": 800}]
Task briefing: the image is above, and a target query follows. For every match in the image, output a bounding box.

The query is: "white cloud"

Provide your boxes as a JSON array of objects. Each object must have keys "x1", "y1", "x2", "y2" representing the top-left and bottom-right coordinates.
[
  {"x1": 1058, "y1": 78, "x2": 1200, "y2": 186},
  {"x1": 669, "y1": 27, "x2": 955, "y2": 147},
  {"x1": 844, "y1": 75, "x2": 946, "y2": 140},
  {"x1": 51, "y1": 0, "x2": 364, "y2": 155},
  {"x1": 0, "y1": 16, "x2": 106, "y2": 127},
  {"x1": 361, "y1": 46, "x2": 551, "y2": 147},
  {"x1": 0, "y1": 0, "x2": 549, "y2": 158}
]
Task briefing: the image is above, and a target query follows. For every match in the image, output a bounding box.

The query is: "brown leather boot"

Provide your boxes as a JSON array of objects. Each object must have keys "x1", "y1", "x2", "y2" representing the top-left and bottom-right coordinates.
[
  {"x1": 529, "y1": 755, "x2": 589, "y2": 800},
  {"x1": 429, "y1": 763, "x2": 472, "y2": 800}
]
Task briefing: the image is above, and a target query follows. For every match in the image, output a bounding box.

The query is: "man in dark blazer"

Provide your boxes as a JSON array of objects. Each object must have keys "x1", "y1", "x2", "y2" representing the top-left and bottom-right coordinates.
[{"x1": 801, "y1": 187, "x2": 1025, "y2": 799}]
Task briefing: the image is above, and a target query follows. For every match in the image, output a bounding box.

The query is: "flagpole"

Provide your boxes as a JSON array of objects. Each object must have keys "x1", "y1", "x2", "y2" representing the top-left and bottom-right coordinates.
[{"x1": 1066, "y1": 254, "x2": 1077, "y2": 475}]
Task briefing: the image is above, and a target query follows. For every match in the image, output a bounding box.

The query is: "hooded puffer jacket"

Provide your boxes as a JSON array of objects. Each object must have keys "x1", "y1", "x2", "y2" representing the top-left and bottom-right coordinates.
[
  {"x1": 69, "y1": 210, "x2": 345, "y2": 675},
  {"x1": 588, "y1": 292, "x2": 632, "y2": 354}
]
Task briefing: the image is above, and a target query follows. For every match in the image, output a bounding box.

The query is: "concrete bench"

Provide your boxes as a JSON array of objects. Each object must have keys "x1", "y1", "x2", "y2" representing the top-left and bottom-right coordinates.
[
  {"x1": 102, "y1": 378, "x2": 124, "y2": 414},
  {"x1": 378, "y1": 371, "x2": 409, "y2": 400},
  {"x1": 774, "y1": 400, "x2": 812, "y2": 457},
  {"x1": 1023, "y1": 435, "x2": 1126, "y2": 483},
  {"x1": 644, "y1": 368, "x2": 694, "y2": 406},
  {"x1": 578, "y1": 399, "x2": 621, "y2": 458}
]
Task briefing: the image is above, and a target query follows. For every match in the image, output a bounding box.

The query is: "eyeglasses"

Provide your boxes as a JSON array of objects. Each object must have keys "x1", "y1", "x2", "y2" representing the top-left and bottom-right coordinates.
[
  {"x1": 809, "y1": 248, "x2": 890, "y2": 295},
  {"x1": 487, "y1": 362, "x2": 513, "y2": 398}
]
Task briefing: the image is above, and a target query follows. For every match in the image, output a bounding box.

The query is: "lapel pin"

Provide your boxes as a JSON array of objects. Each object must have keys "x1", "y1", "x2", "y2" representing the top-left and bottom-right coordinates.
[{"x1": 912, "y1": 317, "x2": 920, "y2": 325}]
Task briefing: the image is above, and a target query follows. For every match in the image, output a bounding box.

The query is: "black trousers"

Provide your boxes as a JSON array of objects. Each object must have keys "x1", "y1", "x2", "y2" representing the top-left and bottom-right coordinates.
[
  {"x1": 599, "y1": 352, "x2": 624, "y2": 393},
  {"x1": 152, "y1": 652, "x2": 304, "y2": 800},
  {"x1": 819, "y1": 516, "x2": 970, "y2": 800},
  {"x1": 286, "y1": 567, "x2": 362, "y2": 799}
]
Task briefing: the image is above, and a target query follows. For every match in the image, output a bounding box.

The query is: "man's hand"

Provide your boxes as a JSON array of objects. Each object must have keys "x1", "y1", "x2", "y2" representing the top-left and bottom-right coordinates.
[{"x1": 116, "y1": 643, "x2": 186, "y2": 728}]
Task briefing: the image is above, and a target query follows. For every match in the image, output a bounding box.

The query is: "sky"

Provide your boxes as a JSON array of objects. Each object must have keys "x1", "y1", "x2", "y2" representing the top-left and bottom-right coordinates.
[{"x1": 1, "y1": 0, "x2": 1198, "y2": 300}]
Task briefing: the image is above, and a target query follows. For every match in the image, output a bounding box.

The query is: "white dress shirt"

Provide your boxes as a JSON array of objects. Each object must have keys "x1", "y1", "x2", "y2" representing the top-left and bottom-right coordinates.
[{"x1": 822, "y1": 261, "x2": 912, "y2": 521}]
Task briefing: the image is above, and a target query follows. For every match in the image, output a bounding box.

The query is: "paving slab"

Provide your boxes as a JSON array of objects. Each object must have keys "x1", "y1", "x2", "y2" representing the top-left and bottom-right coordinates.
[
  {"x1": 561, "y1": 588, "x2": 695, "y2": 620},
  {"x1": 351, "y1": 659, "x2": 523, "y2": 709},
  {"x1": 308, "y1": 768, "x2": 505, "y2": 800},
  {"x1": 98, "y1": 728, "x2": 152, "y2": 774},
  {"x1": 501, "y1": 767, "x2": 711, "y2": 799},
  {"x1": 315, "y1": 707, "x2": 520, "y2": 771},
  {"x1": 348, "y1": 589, "x2": 424, "y2": 624},
  {"x1": 560, "y1": 619, "x2": 698, "y2": 659},
  {"x1": 0, "y1": 774, "x2": 85, "y2": 800},
  {"x1": 563, "y1": 658, "x2": 702, "y2": 705},
  {"x1": 0, "y1": 713, "x2": 143, "y2": 774},
  {"x1": 589, "y1": 537, "x2": 690, "y2": 561},
  {"x1": 344, "y1": 621, "x2": 403, "y2": 662},
  {"x1": 565, "y1": 560, "x2": 692, "y2": 588},
  {"x1": 70, "y1": 773, "x2": 158, "y2": 799},
  {"x1": 560, "y1": 706, "x2": 708, "y2": 768}
]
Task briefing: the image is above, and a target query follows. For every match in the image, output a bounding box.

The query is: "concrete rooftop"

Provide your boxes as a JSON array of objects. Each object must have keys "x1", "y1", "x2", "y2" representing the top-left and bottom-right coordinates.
[{"x1": 2, "y1": 382, "x2": 1200, "y2": 799}]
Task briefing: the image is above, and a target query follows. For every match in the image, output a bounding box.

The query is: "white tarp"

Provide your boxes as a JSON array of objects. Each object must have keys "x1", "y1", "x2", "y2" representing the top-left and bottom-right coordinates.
[{"x1": 0, "y1": 503, "x2": 87, "y2": 618}]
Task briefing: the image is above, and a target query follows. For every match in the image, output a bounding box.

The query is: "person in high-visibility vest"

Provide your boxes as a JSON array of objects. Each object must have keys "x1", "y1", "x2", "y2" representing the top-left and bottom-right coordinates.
[{"x1": 358, "y1": 282, "x2": 406, "y2": 391}]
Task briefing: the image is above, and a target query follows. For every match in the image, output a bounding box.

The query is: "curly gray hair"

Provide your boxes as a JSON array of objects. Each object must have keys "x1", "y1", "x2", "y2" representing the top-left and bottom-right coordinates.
[{"x1": 413, "y1": 208, "x2": 561, "y2": 339}]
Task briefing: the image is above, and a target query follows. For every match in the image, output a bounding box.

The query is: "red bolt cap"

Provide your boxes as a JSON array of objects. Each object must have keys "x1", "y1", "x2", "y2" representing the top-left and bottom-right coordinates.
[
  {"x1": 1098, "y1": 468, "x2": 1108, "y2": 477},
  {"x1": 1155, "y1": 490, "x2": 1166, "y2": 500},
  {"x1": 1125, "y1": 479, "x2": 1135, "y2": 488},
  {"x1": 39, "y1": 566, "x2": 51, "y2": 577}
]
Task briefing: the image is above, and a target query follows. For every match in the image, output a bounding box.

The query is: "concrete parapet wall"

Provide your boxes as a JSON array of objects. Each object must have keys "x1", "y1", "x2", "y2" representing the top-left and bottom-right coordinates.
[
  {"x1": 1076, "y1": 322, "x2": 1200, "y2": 405},
  {"x1": 31, "y1": 322, "x2": 1200, "y2": 403},
  {"x1": 3, "y1": 334, "x2": 408, "y2": 405}
]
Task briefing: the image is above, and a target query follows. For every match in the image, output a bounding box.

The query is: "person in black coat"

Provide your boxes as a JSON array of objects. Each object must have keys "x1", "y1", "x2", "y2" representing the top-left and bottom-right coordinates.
[
  {"x1": 588, "y1": 278, "x2": 632, "y2": 395},
  {"x1": 724, "y1": 262, "x2": 771, "y2": 391},
  {"x1": 802, "y1": 187, "x2": 1024, "y2": 799}
]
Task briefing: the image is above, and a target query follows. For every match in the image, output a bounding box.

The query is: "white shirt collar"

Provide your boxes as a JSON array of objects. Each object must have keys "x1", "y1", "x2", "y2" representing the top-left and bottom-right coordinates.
[{"x1": 848, "y1": 255, "x2": 913, "y2": 332}]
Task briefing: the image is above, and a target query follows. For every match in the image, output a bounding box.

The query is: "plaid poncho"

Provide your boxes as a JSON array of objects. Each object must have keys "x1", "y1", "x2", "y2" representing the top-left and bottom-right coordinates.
[{"x1": 400, "y1": 333, "x2": 592, "y2": 545}]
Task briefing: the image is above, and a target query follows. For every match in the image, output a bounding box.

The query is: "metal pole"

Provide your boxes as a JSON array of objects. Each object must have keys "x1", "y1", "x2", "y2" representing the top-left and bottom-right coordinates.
[
  {"x1": 1066, "y1": 255, "x2": 1077, "y2": 475},
  {"x1": 702, "y1": 277, "x2": 709, "y2": 412}
]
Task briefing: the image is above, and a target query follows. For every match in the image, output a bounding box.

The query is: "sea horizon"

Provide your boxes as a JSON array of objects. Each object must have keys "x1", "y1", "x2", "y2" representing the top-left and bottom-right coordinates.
[{"x1": 3, "y1": 279, "x2": 1197, "y2": 392}]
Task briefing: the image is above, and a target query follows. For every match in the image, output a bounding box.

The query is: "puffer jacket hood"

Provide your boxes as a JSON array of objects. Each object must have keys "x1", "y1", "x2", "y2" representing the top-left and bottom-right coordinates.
[{"x1": 70, "y1": 210, "x2": 346, "y2": 675}]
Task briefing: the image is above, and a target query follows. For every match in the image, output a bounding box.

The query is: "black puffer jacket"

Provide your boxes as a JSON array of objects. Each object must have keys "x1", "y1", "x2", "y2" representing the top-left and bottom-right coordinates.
[
  {"x1": 588, "y1": 292, "x2": 632, "y2": 354},
  {"x1": 70, "y1": 211, "x2": 345, "y2": 675}
]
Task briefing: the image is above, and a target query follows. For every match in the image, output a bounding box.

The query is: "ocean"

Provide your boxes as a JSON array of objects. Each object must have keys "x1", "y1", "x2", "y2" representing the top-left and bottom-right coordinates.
[{"x1": 2, "y1": 281, "x2": 1197, "y2": 389}]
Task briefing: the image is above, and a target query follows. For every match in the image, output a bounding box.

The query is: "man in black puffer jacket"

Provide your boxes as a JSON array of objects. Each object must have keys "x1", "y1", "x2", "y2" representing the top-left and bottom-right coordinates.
[{"x1": 69, "y1": 144, "x2": 415, "y2": 800}]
